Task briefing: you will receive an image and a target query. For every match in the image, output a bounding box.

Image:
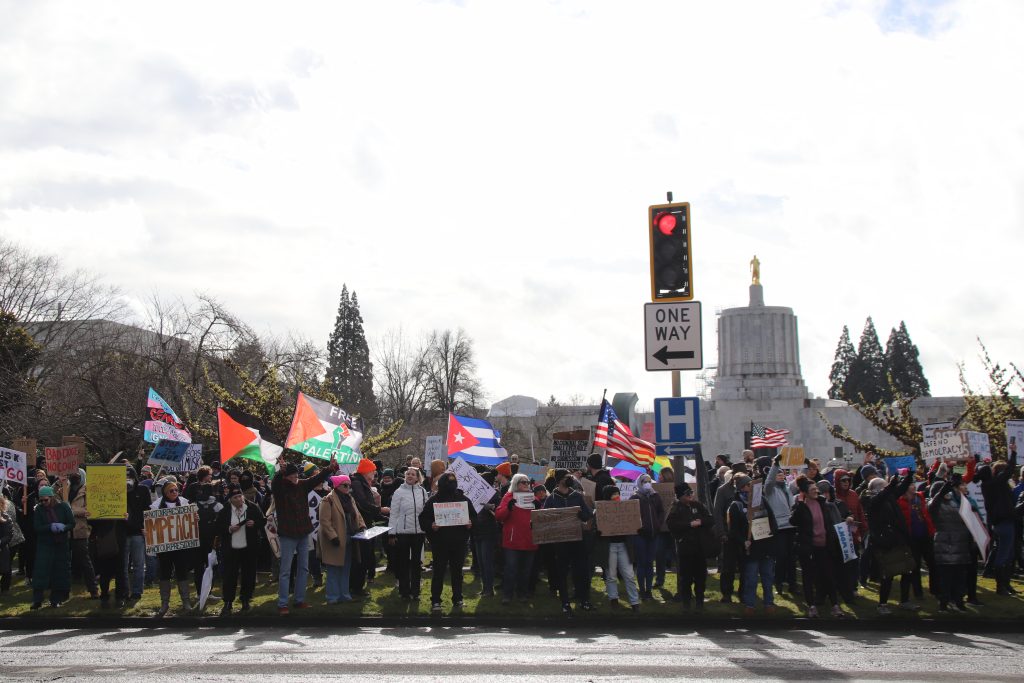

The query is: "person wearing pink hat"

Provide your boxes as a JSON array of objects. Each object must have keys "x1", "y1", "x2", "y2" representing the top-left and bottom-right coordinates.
[{"x1": 318, "y1": 475, "x2": 364, "y2": 604}]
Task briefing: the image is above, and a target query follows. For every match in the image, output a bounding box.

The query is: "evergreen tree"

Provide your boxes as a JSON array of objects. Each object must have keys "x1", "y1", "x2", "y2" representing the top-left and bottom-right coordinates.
[
  {"x1": 827, "y1": 325, "x2": 856, "y2": 399},
  {"x1": 844, "y1": 317, "x2": 889, "y2": 404},
  {"x1": 326, "y1": 285, "x2": 377, "y2": 423},
  {"x1": 885, "y1": 321, "x2": 930, "y2": 398}
]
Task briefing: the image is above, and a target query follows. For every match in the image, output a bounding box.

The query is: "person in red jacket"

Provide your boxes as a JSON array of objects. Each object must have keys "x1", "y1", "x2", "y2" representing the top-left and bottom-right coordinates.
[
  {"x1": 495, "y1": 473, "x2": 537, "y2": 603},
  {"x1": 896, "y1": 477, "x2": 935, "y2": 610}
]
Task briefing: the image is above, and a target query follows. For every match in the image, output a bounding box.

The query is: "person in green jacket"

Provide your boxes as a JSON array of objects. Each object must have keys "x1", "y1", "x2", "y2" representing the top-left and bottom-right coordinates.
[{"x1": 32, "y1": 485, "x2": 74, "y2": 609}]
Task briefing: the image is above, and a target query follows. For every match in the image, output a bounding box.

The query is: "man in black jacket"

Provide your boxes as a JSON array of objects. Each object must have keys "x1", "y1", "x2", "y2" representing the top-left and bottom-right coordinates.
[
  {"x1": 979, "y1": 444, "x2": 1019, "y2": 594},
  {"x1": 349, "y1": 459, "x2": 389, "y2": 596},
  {"x1": 124, "y1": 466, "x2": 152, "y2": 603},
  {"x1": 217, "y1": 485, "x2": 266, "y2": 615}
]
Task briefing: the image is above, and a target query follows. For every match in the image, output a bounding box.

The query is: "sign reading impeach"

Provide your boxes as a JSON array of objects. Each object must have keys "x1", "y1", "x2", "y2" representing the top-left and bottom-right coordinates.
[{"x1": 144, "y1": 504, "x2": 200, "y2": 553}]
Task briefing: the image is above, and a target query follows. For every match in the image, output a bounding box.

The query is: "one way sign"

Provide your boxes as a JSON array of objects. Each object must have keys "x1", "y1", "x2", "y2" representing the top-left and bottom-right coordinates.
[{"x1": 644, "y1": 301, "x2": 703, "y2": 371}]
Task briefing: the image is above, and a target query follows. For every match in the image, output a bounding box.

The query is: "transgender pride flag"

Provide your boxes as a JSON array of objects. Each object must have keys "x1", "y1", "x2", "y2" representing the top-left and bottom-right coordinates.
[{"x1": 446, "y1": 413, "x2": 509, "y2": 466}]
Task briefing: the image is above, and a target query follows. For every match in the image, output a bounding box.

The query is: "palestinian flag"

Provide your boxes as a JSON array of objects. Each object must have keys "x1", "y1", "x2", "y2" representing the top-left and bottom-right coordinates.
[
  {"x1": 217, "y1": 406, "x2": 284, "y2": 474},
  {"x1": 285, "y1": 392, "x2": 363, "y2": 467}
]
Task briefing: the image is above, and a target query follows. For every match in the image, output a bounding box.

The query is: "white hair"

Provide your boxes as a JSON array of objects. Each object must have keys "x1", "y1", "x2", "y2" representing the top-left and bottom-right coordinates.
[{"x1": 510, "y1": 473, "x2": 530, "y2": 490}]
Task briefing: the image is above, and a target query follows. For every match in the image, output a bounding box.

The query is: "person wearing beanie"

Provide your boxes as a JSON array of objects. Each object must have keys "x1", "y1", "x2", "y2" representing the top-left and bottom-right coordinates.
[
  {"x1": 630, "y1": 474, "x2": 665, "y2": 601},
  {"x1": 789, "y1": 474, "x2": 845, "y2": 618},
  {"x1": 349, "y1": 458, "x2": 388, "y2": 597},
  {"x1": 981, "y1": 444, "x2": 1019, "y2": 595},
  {"x1": 214, "y1": 483, "x2": 265, "y2": 615},
  {"x1": 148, "y1": 479, "x2": 195, "y2": 617},
  {"x1": 271, "y1": 454, "x2": 339, "y2": 614},
  {"x1": 896, "y1": 477, "x2": 935, "y2": 610},
  {"x1": 595, "y1": 485, "x2": 641, "y2": 611},
  {"x1": 30, "y1": 485, "x2": 75, "y2": 609},
  {"x1": 866, "y1": 470, "x2": 915, "y2": 615},
  {"x1": 388, "y1": 467, "x2": 428, "y2": 601},
  {"x1": 495, "y1": 473, "x2": 538, "y2": 605},
  {"x1": 54, "y1": 468, "x2": 98, "y2": 600},
  {"x1": 764, "y1": 453, "x2": 797, "y2": 598},
  {"x1": 831, "y1": 467, "x2": 865, "y2": 598},
  {"x1": 665, "y1": 482, "x2": 714, "y2": 609},
  {"x1": 712, "y1": 465, "x2": 744, "y2": 604},
  {"x1": 419, "y1": 472, "x2": 477, "y2": 612},
  {"x1": 317, "y1": 472, "x2": 365, "y2": 606},
  {"x1": 927, "y1": 475, "x2": 971, "y2": 611},
  {"x1": 542, "y1": 474, "x2": 594, "y2": 614}
]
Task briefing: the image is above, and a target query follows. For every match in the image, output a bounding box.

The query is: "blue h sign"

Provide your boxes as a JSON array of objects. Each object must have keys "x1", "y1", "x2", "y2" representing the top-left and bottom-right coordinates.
[{"x1": 653, "y1": 397, "x2": 701, "y2": 443}]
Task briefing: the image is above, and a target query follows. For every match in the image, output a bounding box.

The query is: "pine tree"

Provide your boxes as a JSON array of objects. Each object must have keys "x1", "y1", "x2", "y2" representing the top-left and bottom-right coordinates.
[
  {"x1": 326, "y1": 286, "x2": 378, "y2": 423},
  {"x1": 844, "y1": 317, "x2": 890, "y2": 404},
  {"x1": 828, "y1": 325, "x2": 856, "y2": 399},
  {"x1": 885, "y1": 321, "x2": 930, "y2": 398}
]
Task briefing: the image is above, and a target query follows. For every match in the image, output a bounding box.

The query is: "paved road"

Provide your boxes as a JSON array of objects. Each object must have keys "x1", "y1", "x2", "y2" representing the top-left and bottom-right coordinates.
[{"x1": 1, "y1": 625, "x2": 1023, "y2": 681}]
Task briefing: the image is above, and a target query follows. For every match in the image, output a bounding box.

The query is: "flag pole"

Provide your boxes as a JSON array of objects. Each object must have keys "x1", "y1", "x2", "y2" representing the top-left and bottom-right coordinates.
[{"x1": 588, "y1": 389, "x2": 607, "y2": 454}]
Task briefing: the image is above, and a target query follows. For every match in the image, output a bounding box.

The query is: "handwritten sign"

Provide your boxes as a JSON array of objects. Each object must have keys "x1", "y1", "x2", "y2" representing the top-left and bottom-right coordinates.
[
  {"x1": 433, "y1": 501, "x2": 470, "y2": 527},
  {"x1": 513, "y1": 492, "x2": 535, "y2": 509},
  {"x1": 920, "y1": 431, "x2": 970, "y2": 465},
  {"x1": 148, "y1": 439, "x2": 190, "y2": 469},
  {"x1": 779, "y1": 446, "x2": 805, "y2": 470},
  {"x1": 174, "y1": 444, "x2": 203, "y2": 473},
  {"x1": 87, "y1": 464, "x2": 127, "y2": 519},
  {"x1": 963, "y1": 431, "x2": 991, "y2": 459},
  {"x1": 1007, "y1": 420, "x2": 1024, "y2": 454},
  {"x1": 922, "y1": 422, "x2": 955, "y2": 441},
  {"x1": 446, "y1": 456, "x2": 495, "y2": 513},
  {"x1": 424, "y1": 435, "x2": 444, "y2": 467},
  {"x1": 531, "y1": 507, "x2": 583, "y2": 544},
  {"x1": 45, "y1": 445, "x2": 80, "y2": 477},
  {"x1": 617, "y1": 482, "x2": 639, "y2": 500},
  {"x1": 750, "y1": 516, "x2": 772, "y2": 541},
  {"x1": 595, "y1": 499, "x2": 641, "y2": 536},
  {"x1": 144, "y1": 504, "x2": 200, "y2": 553},
  {"x1": 834, "y1": 522, "x2": 857, "y2": 562},
  {"x1": 11, "y1": 438, "x2": 36, "y2": 467},
  {"x1": 0, "y1": 447, "x2": 28, "y2": 485},
  {"x1": 551, "y1": 430, "x2": 590, "y2": 470}
]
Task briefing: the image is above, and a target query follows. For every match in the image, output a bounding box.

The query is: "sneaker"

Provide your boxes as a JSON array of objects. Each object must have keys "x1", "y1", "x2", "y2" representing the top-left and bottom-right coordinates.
[
  {"x1": 967, "y1": 598, "x2": 984, "y2": 607},
  {"x1": 579, "y1": 601, "x2": 595, "y2": 611},
  {"x1": 831, "y1": 605, "x2": 845, "y2": 618},
  {"x1": 452, "y1": 600, "x2": 465, "y2": 610},
  {"x1": 877, "y1": 604, "x2": 892, "y2": 615},
  {"x1": 219, "y1": 604, "x2": 232, "y2": 617},
  {"x1": 431, "y1": 602, "x2": 442, "y2": 613},
  {"x1": 630, "y1": 604, "x2": 640, "y2": 612},
  {"x1": 954, "y1": 602, "x2": 969, "y2": 612},
  {"x1": 562, "y1": 602, "x2": 573, "y2": 616},
  {"x1": 278, "y1": 606, "x2": 290, "y2": 616},
  {"x1": 806, "y1": 606, "x2": 818, "y2": 618},
  {"x1": 898, "y1": 601, "x2": 920, "y2": 611}
]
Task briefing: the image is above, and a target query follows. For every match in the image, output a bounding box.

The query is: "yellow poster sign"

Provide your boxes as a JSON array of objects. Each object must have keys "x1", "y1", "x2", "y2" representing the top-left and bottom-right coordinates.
[{"x1": 87, "y1": 464, "x2": 127, "y2": 520}]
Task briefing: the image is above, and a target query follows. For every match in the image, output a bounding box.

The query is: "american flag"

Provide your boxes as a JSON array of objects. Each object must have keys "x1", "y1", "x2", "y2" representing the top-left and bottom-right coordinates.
[
  {"x1": 595, "y1": 399, "x2": 655, "y2": 467},
  {"x1": 750, "y1": 423, "x2": 790, "y2": 449}
]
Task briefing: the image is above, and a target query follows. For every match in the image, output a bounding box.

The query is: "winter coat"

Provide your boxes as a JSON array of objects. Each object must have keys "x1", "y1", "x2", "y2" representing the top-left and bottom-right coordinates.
[
  {"x1": 494, "y1": 491, "x2": 537, "y2": 551},
  {"x1": 928, "y1": 484, "x2": 972, "y2": 566},
  {"x1": 790, "y1": 496, "x2": 844, "y2": 559},
  {"x1": 216, "y1": 500, "x2": 266, "y2": 551},
  {"x1": 472, "y1": 489, "x2": 502, "y2": 538},
  {"x1": 389, "y1": 482, "x2": 429, "y2": 536},
  {"x1": 59, "y1": 482, "x2": 90, "y2": 540},
  {"x1": 833, "y1": 469, "x2": 866, "y2": 543},
  {"x1": 318, "y1": 490, "x2": 366, "y2": 567},
  {"x1": 712, "y1": 481, "x2": 735, "y2": 540},
  {"x1": 542, "y1": 488, "x2": 593, "y2": 522},
  {"x1": 897, "y1": 491, "x2": 935, "y2": 539},
  {"x1": 126, "y1": 484, "x2": 152, "y2": 536},
  {"x1": 631, "y1": 488, "x2": 665, "y2": 538},
  {"x1": 979, "y1": 452, "x2": 1018, "y2": 525},
  {"x1": 867, "y1": 474, "x2": 913, "y2": 551},
  {"x1": 587, "y1": 469, "x2": 615, "y2": 501},
  {"x1": 350, "y1": 473, "x2": 384, "y2": 526},
  {"x1": 665, "y1": 498, "x2": 716, "y2": 558},
  {"x1": 727, "y1": 497, "x2": 777, "y2": 560},
  {"x1": 763, "y1": 462, "x2": 795, "y2": 531},
  {"x1": 32, "y1": 501, "x2": 74, "y2": 591},
  {"x1": 419, "y1": 487, "x2": 477, "y2": 547},
  {"x1": 271, "y1": 467, "x2": 334, "y2": 538}
]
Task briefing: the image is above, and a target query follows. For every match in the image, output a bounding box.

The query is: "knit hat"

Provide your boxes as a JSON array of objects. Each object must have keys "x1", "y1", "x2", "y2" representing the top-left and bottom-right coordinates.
[
  {"x1": 675, "y1": 483, "x2": 693, "y2": 498},
  {"x1": 430, "y1": 459, "x2": 447, "y2": 478},
  {"x1": 283, "y1": 463, "x2": 300, "y2": 477},
  {"x1": 356, "y1": 459, "x2": 377, "y2": 476},
  {"x1": 495, "y1": 462, "x2": 512, "y2": 478},
  {"x1": 382, "y1": 468, "x2": 395, "y2": 478},
  {"x1": 330, "y1": 474, "x2": 351, "y2": 488},
  {"x1": 141, "y1": 465, "x2": 153, "y2": 476},
  {"x1": 860, "y1": 464, "x2": 878, "y2": 478},
  {"x1": 227, "y1": 484, "x2": 243, "y2": 498},
  {"x1": 816, "y1": 480, "x2": 832, "y2": 496},
  {"x1": 38, "y1": 485, "x2": 54, "y2": 497},
  {"x1": 587, "y1": 453, "x2": 604, "y2": 470},
  {"x1": 302, "y1": 462, "x2": 317, "y2": 475},
  {"x1": 733, "y1": 474, "x2": 752, "y2": 490}
]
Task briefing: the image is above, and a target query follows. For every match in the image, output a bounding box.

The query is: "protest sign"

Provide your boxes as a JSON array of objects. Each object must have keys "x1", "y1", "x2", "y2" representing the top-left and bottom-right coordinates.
[
  {"x1": 617, "y1": 481, "x2": 638, "y2": 500},
  {"x1": 351, "y1": 526, "x2": 391, "y2": 541},
  {"x1": 434, "y1": 501, "x2": 470, "y2": 527},
  {"x1": 963, "y1": 431, "x2": 991, "y2": 460},
  {"x1": 1007, "y1": 420, "x2": 1024, "y2": 455},
  {"x1": 531, "y1": 507, "x2": 583, "y2": 544},
  {"x1": 922, "y1": 422, "x2": 955, "y2": 441},
  {"x1": 12, "y1": 438, "x2": 36, "y2": 467},
  {"x1": 751, "y1": 481, "x2": 763, "y2": 509},
  {"x1": 308, "y1": 488, "x2": 326, "y2": 541},
  {"x1": 144, "y1": 504, "x2": 200, "y2": 553},
  {"x1": 513, "y1": 491, "x2": 535, "y2": 509},
  {"x1": 446, "y1": 456, "x2": 495, "y2": 512},
  {"x1": 87, "y1": 464, "x2": 127, "y2": 519},
  {"x1": 517, "y1": 464, "x2": 547, "y2": 483},
  {"x1": 424, "y1": 435, "x2": 444, "y2": 467},
  {"x1": 148, "y1": 439, "x2": 190, "y2": 469},
  {"x1": 883, "y1": 455, "x2": 917, "y2": 476},
  {"x1": 834, "y1": 522, "x2": 857, "y2": 562},
  {"x1": 0, "y1": 447, "x2": 28, "y2": 486},
  {"x1": 920, "y1": 431, "x2": 970, "y2": 465},
  {"x1": 750, "y1": 517, "x2": 772, "y2": 541},
  {"x1": 959, "y1": 493, "x2": 990, "y2": 562},
  {"x1": 966, "y1": 481, "x2": 988, "y2": 525},
  {"x1": 44, "y1": 445, "x2": 80, "y2": 477},
  {"x1": 551, "y1": 430, "x2": 590, "y2": 470},
  {"x1": 174, "y1": 444, "x2": 203, "y2": 473},
  {"x1": 595, "y1": 499, "x2": 641, "y2": 536},
  {"x1": 654, "y1": 482, "x2": 676, "y2": 532},
  {"x1": 580, "y1": 478, "x2": 597, "y2": 505},
  {"x1": 62, "y1": 435, "x2": 87, "y2": 457},
  {"x1": 779, "y1": 446, "x2": 805, "y2": 470}
]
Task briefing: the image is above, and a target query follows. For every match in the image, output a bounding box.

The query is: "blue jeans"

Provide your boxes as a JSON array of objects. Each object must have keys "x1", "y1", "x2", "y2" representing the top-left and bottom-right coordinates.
[
  {"x1": 123, "y1": 534, "x2": 146, "y2": 598},
  {"x1": 502, "y1": 549, "x2": 534, "y2": 600},
  {"x1": 605, "y1": 541, "x2": 640, "y2": 605},
  {"x1": 634, "y1": 535, "x2": 657, "y2": 593},
  {"x1": 741, "y1": 556, "x2": 776, "y2": 608},
  {"x1": 325, "y1": 544, "x2": 352, "y2": 604},
  {"x1": 993, "y1": 520, "x2": 1015, "y2": 567},
  {"x1": 278, "y1": 534, "x2": 309, "y2": 608},
  {"x1": 475, "y1": 536, "x2": 496, "y2": 592}
]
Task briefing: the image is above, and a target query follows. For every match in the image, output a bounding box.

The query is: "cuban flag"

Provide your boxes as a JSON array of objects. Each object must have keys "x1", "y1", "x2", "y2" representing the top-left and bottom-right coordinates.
[{"x1": 446, "y1": 413, "x2": 509, "y2": 465}]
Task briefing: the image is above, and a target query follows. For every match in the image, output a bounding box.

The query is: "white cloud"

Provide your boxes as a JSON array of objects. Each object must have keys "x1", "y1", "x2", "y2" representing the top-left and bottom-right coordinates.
[{"x1": 1, "y1": 0, "x2": 1022, "y2": 412}]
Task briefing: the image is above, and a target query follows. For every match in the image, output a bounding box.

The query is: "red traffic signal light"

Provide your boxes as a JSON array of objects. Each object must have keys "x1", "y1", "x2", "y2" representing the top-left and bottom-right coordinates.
[{"x1": 648, "y1": 202, "x2": 692, "y2": 302}]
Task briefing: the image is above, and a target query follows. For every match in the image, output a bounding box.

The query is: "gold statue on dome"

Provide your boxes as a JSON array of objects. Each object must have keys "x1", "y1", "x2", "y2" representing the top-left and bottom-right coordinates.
[{"x1": 750, "y1": 255, "x2": 761, "y2": 285}]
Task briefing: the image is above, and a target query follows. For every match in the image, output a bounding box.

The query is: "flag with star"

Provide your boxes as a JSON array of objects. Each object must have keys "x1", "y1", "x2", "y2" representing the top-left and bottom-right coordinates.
[
  {"x1": 446, "y1": 413, "x2": 508, "y2": 465},
  {"x1": 285, "y1": 392, "x2": 363, "y2": 467}
]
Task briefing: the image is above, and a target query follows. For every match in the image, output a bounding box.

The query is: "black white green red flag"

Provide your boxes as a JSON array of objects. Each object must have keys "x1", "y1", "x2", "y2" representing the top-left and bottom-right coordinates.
[
  {"x1": 285, "y1": 392, "x2": 363, "y2": 469},
  {"x1": 217, "y1": 406, "x2": 283, "y2": 474}
]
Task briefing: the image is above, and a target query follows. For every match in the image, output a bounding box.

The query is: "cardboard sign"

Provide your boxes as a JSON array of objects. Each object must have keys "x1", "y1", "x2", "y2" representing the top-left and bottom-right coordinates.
[
  {"x1": 446, "y1": 456, "x2": 495, "y2": 513},
  {"x1": 531, "y1": 507, "x2": 583, "y2": 544},
  {"x1": 11, "y1": 438, "x2": 36, "y2": 467},
  {"x1": 148, "y1": 439, "x2": 190, "y2": 469},
  {"x1": 87, "y1": 464, "x2": 127, "y2": 519},
  {"x1": 62, "y1": 435, "x2": 86, "y2": 456},
  {"x1": 174, "y1": 444, "x2": 203, "y2": 473},
  {"x1": 433, "y1": 501, "x2": 470, "y2": 527},
  {"x1": 779, "y1": 446, "x2": 805, "y2": 470},
  {"x1": 750, "y1": 516, "x2": 772, "y2": 541},
  {"x1": 920, "y1": 431, "x2": 970, "y2": 465},
  {"x1": 834, "y1": 522, "x2": 857, "y2": 562},
  {"x1": 595, "y1": 499, "x2": 641, "y2": 536},
  {"x1": 653, "y1": 482, "x2": 676, "y2": 532},
  {"x1": 551, "y1": 430, "x2": 590, "y2": 470},
  {"x1": 0, "y1": 447, "x2": 28, "y2": 486},
  {"x1": 144, "y1": 504, "x2": 200, "y2": 553},
  {"x1": 517, "y1": 464, "x2": 547, "y2": 483},
  {"x1": 424, "y1": 435, "x2": 444, "y2": 466},
  {"x1": 513, "y1": 492, "x2": 535, "y2": 510},
  {"x1": 44, "y1": 445, "x2": 80, "y2": 477},
  {"x1": 959, "y1": 494, "x2": 990, "y2": 562},
  {"x1": 580, "y1": 477, "x2": 597, "y2": 505}
]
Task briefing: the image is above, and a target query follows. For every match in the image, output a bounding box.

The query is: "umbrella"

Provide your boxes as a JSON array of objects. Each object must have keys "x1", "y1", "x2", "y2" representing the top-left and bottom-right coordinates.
[{"x1": 199, "y1": 549, "x2": 218, "y2": 610}]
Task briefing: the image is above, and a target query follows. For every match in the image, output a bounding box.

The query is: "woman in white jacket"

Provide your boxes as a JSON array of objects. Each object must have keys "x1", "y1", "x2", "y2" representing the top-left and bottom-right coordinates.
[{"x1": 388, "y1": 467, "x2": 429, "y2": 600}]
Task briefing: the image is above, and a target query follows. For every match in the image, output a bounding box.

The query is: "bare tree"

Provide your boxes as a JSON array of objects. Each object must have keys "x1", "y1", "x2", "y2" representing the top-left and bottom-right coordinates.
[
  {"x1": 423, "y1": 328, "x2": 483, "y2": 414},
  {"x1": 372, "y1": 327, "x2": 428, "y2": 424}
]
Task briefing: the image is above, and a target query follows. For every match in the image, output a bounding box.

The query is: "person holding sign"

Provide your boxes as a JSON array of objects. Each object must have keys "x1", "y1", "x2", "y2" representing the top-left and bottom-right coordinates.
[
  {"x1": 495, "y1": 473, "x2": 538, "y2": 605},
  {"x1": 727, "y1": 475, "x2": 778, "y2": 615},
  {"x1": 665, "y1": 483, "x2": 715, "y2": 610},
  {"x1": 419, "y1": 472, "x2": 476, "y2": 613},
  {"x1": 789, "y1": 475, "x2": 845, "y2": 618},
  {"x1": 542, "y1": 474, "x2": 594, "y2": 614},
  {"x1": 597, "y1": 485, "x2": 641, "y2": 611},
  {"x1": 866, "y1": 472, "x2": 915, "y2": 615},
  {"x1": 31, "y1": 485, "x2": 74, "y2": 609},
  {"x1": 928, "y1": 476, "x2": 972, "y2": 611},
  {"x1": 216, "y1": 484, "x2": 266, "y2": 615},
  {"x1": 150, "y1": 480, "x2": 195, "y2": 617},
  {"x1": 978, "y1": 445, "x2": 1018, "y2": 595}
]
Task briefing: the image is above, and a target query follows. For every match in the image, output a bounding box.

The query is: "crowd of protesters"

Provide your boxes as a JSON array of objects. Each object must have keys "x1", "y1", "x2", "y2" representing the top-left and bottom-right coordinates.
[{"x1": 1, "y1": 441, "x2": 1022, "y2": 619}]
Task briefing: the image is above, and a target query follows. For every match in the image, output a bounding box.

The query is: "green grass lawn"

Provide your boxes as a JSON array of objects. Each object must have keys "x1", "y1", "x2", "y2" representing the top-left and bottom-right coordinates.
[{"x1": 2, "y1": 562, "x2": 1023, "y2": 621}]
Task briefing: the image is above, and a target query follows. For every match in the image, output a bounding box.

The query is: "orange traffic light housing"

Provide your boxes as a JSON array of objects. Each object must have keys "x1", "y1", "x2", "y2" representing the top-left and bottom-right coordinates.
[{"x1": 649, "y1": 201, "x2": 692, "y2": 301}]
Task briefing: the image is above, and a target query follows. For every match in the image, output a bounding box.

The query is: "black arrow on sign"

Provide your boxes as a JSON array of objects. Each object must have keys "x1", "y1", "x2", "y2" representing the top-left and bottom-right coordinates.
[{"x1": 653, "y1": 346, "x2": 695, "y2": 365}]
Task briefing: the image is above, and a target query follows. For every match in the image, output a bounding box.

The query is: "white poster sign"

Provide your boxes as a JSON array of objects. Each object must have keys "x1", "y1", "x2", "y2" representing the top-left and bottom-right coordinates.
[
  {"x1": 959, "y1": 493, "x2": 991, "y2": 562},
  {"x1": 1006, "y1": 420, "x2": 1024, "y2": 455},
  {"x1": 617, "y1": 482, "x2": 639, "y2": 500},
  {"x1": 434, "y1": 501, "x2": 470, "y2": 527},
  {"x1": 834, "y1": 522, "x2": 857, "y2": 563},
  {"x1": 750, "y1": 517, "x2": 772, "y2": 541},
  {"x1": 922, "y1": 422, "x2": 955, "y2": 441},
  {"x1": 0, "y1": 447, "x2": 28, "y2": 485},
  {"x1": 446, "y1": 456, "x2": 495, "y2": 513},
  {"x1": 513, "y1": 491, "x2": 535, "y2": 509},
  {"x1": 920, "y1": 431, "x2": 970, "y2": 465},
  {"x1": 424, "y1": 435, "x2": 444, "y2": 467},
  {"x1": 963, "y1": 431, "x2": 991, "y2": 460}
]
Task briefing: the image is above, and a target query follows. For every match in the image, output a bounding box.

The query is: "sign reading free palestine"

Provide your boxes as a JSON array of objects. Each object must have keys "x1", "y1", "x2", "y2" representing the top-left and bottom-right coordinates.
[{"x1": 285, "y1": 392, "x2": 363, "y2": 465}]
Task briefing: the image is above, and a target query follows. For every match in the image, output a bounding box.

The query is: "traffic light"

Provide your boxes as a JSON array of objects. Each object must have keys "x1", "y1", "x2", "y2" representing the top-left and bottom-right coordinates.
[{"x1": 648, "y1": 201, "x2": 692, "y2": 301}]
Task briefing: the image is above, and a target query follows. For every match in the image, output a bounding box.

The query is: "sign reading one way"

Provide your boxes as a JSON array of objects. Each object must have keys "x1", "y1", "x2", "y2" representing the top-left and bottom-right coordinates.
[{"x1": 644, "y1": 301, "x2": 703, "y2": 371}]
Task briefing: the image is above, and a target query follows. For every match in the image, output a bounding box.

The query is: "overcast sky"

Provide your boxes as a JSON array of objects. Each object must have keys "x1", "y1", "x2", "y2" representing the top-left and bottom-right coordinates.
[{"x1": 1, "y1": 0, "x2": 1021, "y2": 413}]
